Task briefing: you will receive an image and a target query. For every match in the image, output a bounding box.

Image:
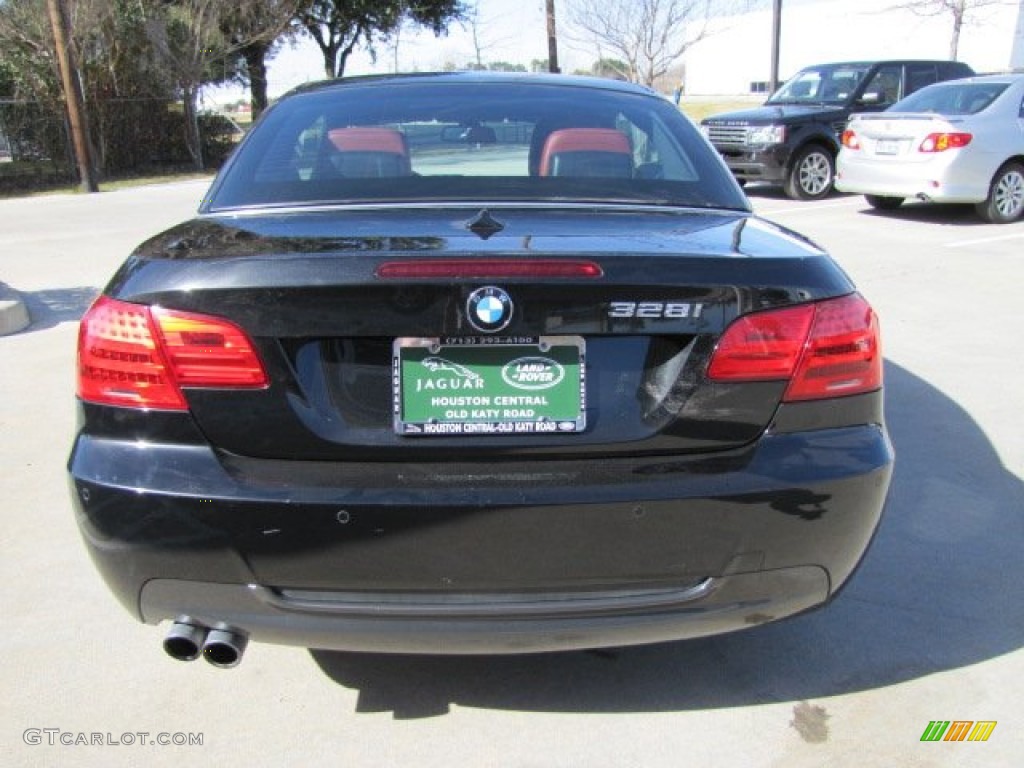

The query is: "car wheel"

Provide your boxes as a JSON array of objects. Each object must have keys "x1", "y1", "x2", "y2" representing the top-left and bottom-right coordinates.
[
  {"x1": 865, "y1": 195, "x2": 903, "y2": 211},
  {"x1": 785, "y1": 146, "x2": 835, "y2": 200},
  {"x1": 976, "y1": 162, "x2": 1024, "y2": 224}
]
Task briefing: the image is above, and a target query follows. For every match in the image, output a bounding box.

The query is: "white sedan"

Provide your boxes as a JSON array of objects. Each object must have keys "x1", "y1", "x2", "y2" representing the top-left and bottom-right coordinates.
[{"x1": 836, "y1": 74, "x2": 1024, "y2": 223}]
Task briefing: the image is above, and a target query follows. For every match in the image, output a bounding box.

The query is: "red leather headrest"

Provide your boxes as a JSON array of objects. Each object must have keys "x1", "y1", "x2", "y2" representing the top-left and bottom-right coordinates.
[
  {"x1": 328, "y1": 127, "x2": 408, "y2": 156},
  {"x1": 539, "y1": 129, "x2": 631, "y2": 176}
]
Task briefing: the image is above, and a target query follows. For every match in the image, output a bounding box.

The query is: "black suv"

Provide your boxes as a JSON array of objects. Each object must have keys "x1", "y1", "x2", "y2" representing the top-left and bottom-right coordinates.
[{"x1": 701, "y1": 60, "x2": 975, "y2": 199}]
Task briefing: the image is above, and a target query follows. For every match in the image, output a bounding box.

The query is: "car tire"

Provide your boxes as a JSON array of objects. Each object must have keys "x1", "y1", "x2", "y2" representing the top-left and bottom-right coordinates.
[
  {"x1": 865, "y1": 195, "x2": 903, "y2": 211},
  {"x1": 785, "y1": 146, "x2": 835, "y2": 201},
  {"x1": 976, "y1": 162, "x2": 1024, "y2": 224}
]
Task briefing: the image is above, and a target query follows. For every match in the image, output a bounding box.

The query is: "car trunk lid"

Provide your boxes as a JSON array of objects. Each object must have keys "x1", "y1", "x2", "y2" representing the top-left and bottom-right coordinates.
[
  {"x1": 109, "y1": 206, "x2": 852, "y2": 461},
  {"x1": 847, "y1": 112, "x2": 968, "y2": 163}
]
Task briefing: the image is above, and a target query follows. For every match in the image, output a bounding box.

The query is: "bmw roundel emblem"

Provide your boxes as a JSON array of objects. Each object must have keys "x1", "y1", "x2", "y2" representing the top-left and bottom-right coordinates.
[{"x1": 467, "y1": 286, "x2": 513, "y2": 333}]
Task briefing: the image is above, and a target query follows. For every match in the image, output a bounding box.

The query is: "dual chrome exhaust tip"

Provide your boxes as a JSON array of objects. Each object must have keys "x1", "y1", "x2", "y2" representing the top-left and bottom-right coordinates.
[{"x1": 163, "y1": 620, "x2": 248, "y2": 668}]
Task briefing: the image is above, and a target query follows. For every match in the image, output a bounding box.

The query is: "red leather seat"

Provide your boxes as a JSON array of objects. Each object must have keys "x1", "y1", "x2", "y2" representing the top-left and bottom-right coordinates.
[
  {"x1": 538, "y1": 128, "x2": 632, "y2": 178},
  {"x1": 325, "y1": 127, "x2": 412, "y2": 177}
]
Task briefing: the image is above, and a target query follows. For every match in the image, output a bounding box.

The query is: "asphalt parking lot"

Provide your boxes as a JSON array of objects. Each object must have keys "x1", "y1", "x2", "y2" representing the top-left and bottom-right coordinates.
[{"x1": 1, "y1": 181, "x2": 1021, "y2": 767}]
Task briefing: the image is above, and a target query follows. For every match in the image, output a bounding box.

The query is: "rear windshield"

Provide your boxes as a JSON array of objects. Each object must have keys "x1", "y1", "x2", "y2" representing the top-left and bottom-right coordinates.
[
  {"x1": 205, "y1": 80, "x2": 747, "y2": 212},
  {"x1": 890, "y1": 81, "x2": 1010, "y2": 115}
]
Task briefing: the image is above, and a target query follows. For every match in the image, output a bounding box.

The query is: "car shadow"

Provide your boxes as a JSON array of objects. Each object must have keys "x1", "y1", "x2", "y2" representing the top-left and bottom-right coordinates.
[
  {"x1": 309, "y1": 360, "x2": 1023, "y2": 718},
  {"x1": 740, "y1": 185, "x2": 986, "y2": 228},
  {"x1": 856, "y1": 200, "x2": 987, "y2": 226},
  {"x1": 19, "y1": 286, "x2": 99, "y2": 333},
  {"x1": 742, "y1": 183, "x2": 849, "y2": 201}
]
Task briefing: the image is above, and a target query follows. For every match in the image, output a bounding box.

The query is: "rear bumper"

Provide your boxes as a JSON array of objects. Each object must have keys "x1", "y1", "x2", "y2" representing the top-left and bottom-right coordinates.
[
  {"x1": 836, "y1": 153, "x2": 990, "y2": 203},
  {"x1": 70, "y1": 412, "x2": 892, "y2": 653},
  {"x1": 137, "y1": 569, "x2": 828, "y2": 654}
]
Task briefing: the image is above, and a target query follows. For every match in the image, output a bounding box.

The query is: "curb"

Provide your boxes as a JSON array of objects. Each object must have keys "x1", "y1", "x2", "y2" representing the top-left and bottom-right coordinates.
[{"x1": 0, "y1": 282, "x2": 30, "y2": 336}]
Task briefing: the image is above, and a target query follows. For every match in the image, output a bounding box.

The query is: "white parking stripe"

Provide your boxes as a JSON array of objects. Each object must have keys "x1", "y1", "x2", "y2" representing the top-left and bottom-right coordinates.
[{"x1": 944, "y1": 232, "x2": 1024, "y2": 248}]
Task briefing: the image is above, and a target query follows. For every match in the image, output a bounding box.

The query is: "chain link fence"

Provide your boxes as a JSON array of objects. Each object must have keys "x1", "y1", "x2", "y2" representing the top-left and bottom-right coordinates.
[
  {"x1": 0, "y1": 97, "x2": 240, "y2": 194},
  {"x1": 0, "y1": 100, "x2": 75, "y2": 190}
]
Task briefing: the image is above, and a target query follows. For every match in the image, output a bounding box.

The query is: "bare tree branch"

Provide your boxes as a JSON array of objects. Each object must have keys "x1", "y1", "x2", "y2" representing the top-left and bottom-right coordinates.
[
  {"x1": 566, "y1": 0, "x2": 750, "y2": 87},
  {"x1": 889, "y1": 0, "x2": 1009, "y2": 58}
]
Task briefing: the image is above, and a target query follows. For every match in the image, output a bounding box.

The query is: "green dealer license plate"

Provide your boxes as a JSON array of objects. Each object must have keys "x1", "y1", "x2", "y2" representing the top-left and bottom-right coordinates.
[{"x1": 394, "y1": 336, "x2": 586, "y2": 436}]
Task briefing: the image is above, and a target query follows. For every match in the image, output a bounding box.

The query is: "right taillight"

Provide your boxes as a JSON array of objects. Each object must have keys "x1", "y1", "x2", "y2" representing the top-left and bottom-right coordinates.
[
  {"x1": 841, "y1": 129, "x2": 861, "y2": 150},
  {"x1": 708, "y1": 294, "x2": 882, "y2": 402},
  {"x1": 918, "y1": 132, "x2": 972, "y2": 152},
  {"x1": 77, "y1": 296, "x2": 267, "y2": 411}
]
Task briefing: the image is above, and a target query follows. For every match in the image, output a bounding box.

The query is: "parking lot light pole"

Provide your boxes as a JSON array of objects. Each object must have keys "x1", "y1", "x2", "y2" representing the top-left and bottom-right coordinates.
[
  {"x1": 770, "y1": 0, "x2": 783, "y2": 94},
  {"x1": 546, "y1": 0, "x2": 560, "y2": 73},
  {"x1": 46, "y1": 0, "x2": 98, "y2": 193}
]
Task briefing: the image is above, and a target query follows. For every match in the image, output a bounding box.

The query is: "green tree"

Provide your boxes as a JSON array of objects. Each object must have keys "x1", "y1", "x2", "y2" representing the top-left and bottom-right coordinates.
[
  {"x1": 0, "y1": 0, "x2": 174, "y2": 170},
  {"x1": 0, "y1": 0, "x2": 62, "y2": 103},
  {"x1": 144, "y1": 0, "x2": 233, "y2": 169},
  {"x1": 220, "y1": 1, "x2": 301, "y2": 119},
  {"x1": 295, "y1": 0, "x2": 465, "y2": 79},
  {"x1": 146, "y1": 0, "x2": 290, "y2": 168},
  {"x1": 591, "y1": 57, "x2": 629, "y2": 79},
  {"x1": 487, "y1": 61, "x2": 527, "y2": 72}
]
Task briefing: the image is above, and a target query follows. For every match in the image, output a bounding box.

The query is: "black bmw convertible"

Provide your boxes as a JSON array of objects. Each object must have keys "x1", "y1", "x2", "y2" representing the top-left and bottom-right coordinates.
[{"x1": 69, "y1": 72, "x2": 892, "y2": 667}]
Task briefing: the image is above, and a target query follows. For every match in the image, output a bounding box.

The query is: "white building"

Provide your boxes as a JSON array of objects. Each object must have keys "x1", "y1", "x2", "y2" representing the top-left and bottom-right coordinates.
[
  {"x1": 1013, "y1": 0, "x2": 1024, "y2": 68},
  {"x1": 682, "y1": 0, "x2": 1019, "y2": 96}
]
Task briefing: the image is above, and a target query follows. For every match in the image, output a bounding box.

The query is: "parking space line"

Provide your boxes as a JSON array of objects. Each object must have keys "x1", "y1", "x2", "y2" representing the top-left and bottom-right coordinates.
[{"x1": 944, "y1": 232, "x2": 1024, "y2": 248}]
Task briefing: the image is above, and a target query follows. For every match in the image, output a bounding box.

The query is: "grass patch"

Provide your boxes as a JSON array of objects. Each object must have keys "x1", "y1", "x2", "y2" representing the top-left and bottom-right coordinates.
[
  {"x1": 100, "y1": 171, "x2": 214, "y2": 192},
  {"x1": 0, "y1": 165, "x2": 215, "y2": 198},
  {"x1": 679, "y1": 98, "x2": 763, "y2": 123}
]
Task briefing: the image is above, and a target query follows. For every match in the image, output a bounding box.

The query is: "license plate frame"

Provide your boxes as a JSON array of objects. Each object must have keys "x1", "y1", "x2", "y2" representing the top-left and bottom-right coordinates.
[{"x1": 393, "y1": 336, "x2": 586, "y2": 436}]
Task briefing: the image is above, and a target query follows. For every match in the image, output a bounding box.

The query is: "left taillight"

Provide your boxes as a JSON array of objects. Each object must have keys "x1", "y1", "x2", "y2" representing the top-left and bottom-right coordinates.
[
  {"x1": 707, "y1": 293, "x2": 882, "y2": 402},
  {"x1": 77, "y1": 296, "x2": 268, "y2": 410}
]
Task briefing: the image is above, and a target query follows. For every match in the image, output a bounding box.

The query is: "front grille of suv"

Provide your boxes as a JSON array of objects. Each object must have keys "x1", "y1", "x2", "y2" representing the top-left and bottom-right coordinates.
[{"x1": 706, "y1": 125, "x2": 749, "y2": 146}]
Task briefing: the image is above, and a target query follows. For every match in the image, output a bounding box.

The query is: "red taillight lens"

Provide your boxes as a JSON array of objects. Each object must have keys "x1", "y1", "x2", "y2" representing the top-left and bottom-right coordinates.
[
  {"x1": 785, "y1": 294, "x2": 881, "y2": 401},
  {"x1": 708, "y1": 294, "x2": 882, "y2": 402},
  {"x1": 918, "y1": 132, "x2": 972, "y2": 153},
  {"x1": 77, "y1": 297, "x2": 186, "y2": 409},
  {"x1": 706, "y1": 304, "x2": 815, "y2": 381},
  {"x1": 841, "y1": 130, "x2": 860, "y2": 150},
  {"x1": 151, "y1": 307, "x2": 269, "y2": 388},
  {"x1": 376, "y1": 259, "x2": 603, "y2": 279},
  {"x1": 77, "y1": 297, "x2": 267, "y2": 410}
]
